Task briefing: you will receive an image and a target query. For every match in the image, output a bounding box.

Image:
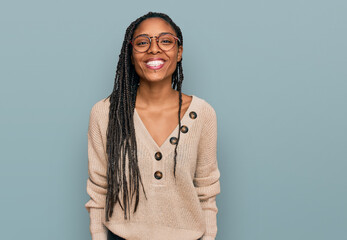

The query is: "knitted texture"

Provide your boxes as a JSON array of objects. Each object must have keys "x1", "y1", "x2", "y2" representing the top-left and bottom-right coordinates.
[{"x1": 85, "y1": 95, "x2": 221, "y2": 240}]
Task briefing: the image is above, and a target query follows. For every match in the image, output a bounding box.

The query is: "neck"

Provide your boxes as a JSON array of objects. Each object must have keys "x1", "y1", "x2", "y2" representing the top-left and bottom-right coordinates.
[{"x1": 135, "y1": 81, "x2": 178, "y2": 110}]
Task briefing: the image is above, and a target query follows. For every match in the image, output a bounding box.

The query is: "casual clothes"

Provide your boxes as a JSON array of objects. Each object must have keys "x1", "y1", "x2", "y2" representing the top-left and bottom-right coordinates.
[{"x1": 85, "y1": 95, "x2": 221, "y2": 240}]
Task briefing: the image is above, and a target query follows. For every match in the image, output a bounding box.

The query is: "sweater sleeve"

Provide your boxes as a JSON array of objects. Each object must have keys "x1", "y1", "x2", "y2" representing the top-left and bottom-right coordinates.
[
  {"x1": 194, "y1": 104, "x2": 221, "y2": 240},
  {"x1": 85, "y1": 104, "x2": 108, "y2": 240}
]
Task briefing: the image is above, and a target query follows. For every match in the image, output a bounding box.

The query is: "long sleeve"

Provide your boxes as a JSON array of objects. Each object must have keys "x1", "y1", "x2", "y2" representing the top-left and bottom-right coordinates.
[
  {"x1": 194, "y1": 105, "x2": 221, "y2": 240},
  {"x1": 85, "y1": 104, "x2": 108, "y2": 240}
]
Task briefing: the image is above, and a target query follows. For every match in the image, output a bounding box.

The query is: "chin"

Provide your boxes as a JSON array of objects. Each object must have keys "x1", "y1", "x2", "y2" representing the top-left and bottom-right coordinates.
[
  {"x1": 142, "y1": 72, "x2": 170, "y2": 82},
  {"x1": 145, "y1": 76, "x2": 167, "y2": 82}
]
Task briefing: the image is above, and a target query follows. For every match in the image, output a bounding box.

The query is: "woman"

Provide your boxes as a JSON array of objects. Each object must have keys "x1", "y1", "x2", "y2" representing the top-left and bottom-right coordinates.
[{"x1": 85, "y1": 12, "x2": 221, "y2": 240}]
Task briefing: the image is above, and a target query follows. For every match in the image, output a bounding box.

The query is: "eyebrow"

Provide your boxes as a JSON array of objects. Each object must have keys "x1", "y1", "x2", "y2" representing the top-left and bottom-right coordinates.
[{"x1": 133, "y1": 32, "x2": 175, "y2": 39}]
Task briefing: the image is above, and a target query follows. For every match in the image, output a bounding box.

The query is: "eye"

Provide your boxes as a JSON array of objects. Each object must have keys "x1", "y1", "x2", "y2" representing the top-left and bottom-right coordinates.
[
  {"x1": 133, "y1": 37, "x2": 150, "y2": 47},
  {"x1": 136, "y1": 41, "x2": 149, "y2": 46},
  {"x1": 159, "y1": 37, "x2": 174, "y2": 45}
]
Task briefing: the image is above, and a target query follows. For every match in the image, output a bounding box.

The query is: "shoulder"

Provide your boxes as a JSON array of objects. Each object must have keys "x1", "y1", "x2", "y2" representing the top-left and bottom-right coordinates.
[
  {"x1": 193, "y1": 95, "x2": 218, "y2": 140},
  {"x1": 193, "y1": 95, "x2": 217, "y2": 122},
  {"x1": 89, "y1": 97, "x2": 110, "y2": 123},
  {"x1": 91, "y1": 97, "x2": 110, "y2": 111}
]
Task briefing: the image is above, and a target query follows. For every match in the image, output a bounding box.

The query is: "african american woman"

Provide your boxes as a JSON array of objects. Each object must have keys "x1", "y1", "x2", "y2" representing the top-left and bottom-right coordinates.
[{"x1": 85, "y1": 12, "x2": 221, "y2": 240}]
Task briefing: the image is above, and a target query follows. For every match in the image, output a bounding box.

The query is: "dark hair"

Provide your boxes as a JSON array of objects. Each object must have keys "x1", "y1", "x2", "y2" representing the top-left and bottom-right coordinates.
[{"x1": 104, "y1": 11, "x2": 184, "y2": 221}]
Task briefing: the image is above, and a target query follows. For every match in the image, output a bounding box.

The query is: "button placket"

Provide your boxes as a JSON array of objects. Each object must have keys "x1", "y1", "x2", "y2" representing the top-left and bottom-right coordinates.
[
  {"x1": 134, "y1": 95, "x2": 201, "y2": 186},
  {"x1": 152, "y1": 150, "x2": 165, "y2": 184},
  {"x1": 134, "y1": 95, "x2": 198, "y2": 156},
  {"x1": 161, "y1": 108, "x2": 199, "y2": 155}
]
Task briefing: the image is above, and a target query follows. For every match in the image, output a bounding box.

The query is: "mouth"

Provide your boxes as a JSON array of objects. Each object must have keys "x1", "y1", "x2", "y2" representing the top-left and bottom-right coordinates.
[{"x1": 145, "y1": 58, "x2": 166, "y2": 70}]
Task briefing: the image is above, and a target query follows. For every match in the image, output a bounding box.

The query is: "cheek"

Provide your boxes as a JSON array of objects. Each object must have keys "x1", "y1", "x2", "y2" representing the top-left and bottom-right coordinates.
[
  {"x1": 133, "y1": 63, "x2": 144, "y2": 77},
  {"x1": 132, "y1": 56, "x2": 144, "y2": 73},
  {"x1": 132, "y1": 54, "x2": 138, "y2": 66},
  {"x1": 168, "y1": 61, "x2": 177, "y2": 72},
  {"x1": 167, "y1": 53, "x2": 178, "y2": 70}
]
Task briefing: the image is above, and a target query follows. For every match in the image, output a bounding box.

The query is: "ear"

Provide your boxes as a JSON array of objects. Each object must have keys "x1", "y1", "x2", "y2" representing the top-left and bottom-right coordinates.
[{"x1": 177, "y1": 45, "x2": 183, "y2": 62}]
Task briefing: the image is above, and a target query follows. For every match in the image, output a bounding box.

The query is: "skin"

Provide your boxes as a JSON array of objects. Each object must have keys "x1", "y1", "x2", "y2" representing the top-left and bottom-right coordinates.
[{"x1": 131, "y1": 17, "x2": 193, "y2": 148}]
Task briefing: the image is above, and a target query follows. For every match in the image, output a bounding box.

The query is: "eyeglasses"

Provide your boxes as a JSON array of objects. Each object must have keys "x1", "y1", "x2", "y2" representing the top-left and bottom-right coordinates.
[{"x1": 130, "y1": 33, "x2": 181, "y2": 53}]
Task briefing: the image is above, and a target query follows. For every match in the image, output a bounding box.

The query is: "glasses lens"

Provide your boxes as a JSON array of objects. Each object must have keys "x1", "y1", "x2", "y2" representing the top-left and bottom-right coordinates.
[
  {"x1": 133, "y1": 36, "x2": 150, "y2": 52},
  {"x1": 158, "y1": 34, "x2": 176, "y2": 51}
]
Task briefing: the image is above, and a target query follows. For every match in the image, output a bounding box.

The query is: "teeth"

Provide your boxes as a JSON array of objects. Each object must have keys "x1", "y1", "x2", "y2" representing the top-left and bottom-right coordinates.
[{"x1": 146, "y1": 60, "x2": 164, "y2": 67}]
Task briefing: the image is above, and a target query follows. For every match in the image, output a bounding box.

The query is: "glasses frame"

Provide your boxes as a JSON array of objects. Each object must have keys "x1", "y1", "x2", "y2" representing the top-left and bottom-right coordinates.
[{"x1": 130, "y1": 32, "x2": 181, "y2": 53}]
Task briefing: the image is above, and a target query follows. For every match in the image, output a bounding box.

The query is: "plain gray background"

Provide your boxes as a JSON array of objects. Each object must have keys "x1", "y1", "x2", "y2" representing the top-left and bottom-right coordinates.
[{"x1": 1, "y1": 0, "x2": 346, "y2": 239}]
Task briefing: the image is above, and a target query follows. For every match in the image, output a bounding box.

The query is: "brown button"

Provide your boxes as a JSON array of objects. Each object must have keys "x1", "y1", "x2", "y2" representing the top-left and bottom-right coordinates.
[
  {"x1": 180, "y1": 125, "x2": 188, "y2": 133},
  {"x1": 189, "y1": 111, "x2": 197, "y2": 119},
  {"x1": 170, "y1": 137, "x2": 178, "y2": 145},
  {"x1": 154, "y1": 152, "x2": 162, "y2": 161},
  {"x1": 154, "y1": 171, "x2": 163, "y2": 179}
]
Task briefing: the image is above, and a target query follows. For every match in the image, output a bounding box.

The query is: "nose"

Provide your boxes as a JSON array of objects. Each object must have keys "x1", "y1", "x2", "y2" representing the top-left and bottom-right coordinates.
[{"x1": 148, "y1": 37, "x2": 161, "y2": 53}]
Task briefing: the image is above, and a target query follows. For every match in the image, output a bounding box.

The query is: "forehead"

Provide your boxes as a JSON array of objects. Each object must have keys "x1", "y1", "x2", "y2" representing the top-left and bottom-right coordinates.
[{"x1": 133, "y1": 17, "x2": 176, "y2": 37}]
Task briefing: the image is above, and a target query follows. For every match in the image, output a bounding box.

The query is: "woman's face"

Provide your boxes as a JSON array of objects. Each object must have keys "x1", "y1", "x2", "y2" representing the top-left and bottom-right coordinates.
[{"x1": 131, "y1": 17, "x2": 183, "y2": 84}]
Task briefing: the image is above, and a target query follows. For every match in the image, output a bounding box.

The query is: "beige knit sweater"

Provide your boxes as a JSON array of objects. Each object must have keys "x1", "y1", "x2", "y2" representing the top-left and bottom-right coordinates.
[{"x1": 85, "y1": 94, "x2": 221, "y2": 240}]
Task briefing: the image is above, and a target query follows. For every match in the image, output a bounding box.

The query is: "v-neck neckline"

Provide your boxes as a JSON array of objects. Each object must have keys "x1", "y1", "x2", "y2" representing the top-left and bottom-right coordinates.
[{"x1": 134, "y1": 95, "x2": 196, "y2": 152}]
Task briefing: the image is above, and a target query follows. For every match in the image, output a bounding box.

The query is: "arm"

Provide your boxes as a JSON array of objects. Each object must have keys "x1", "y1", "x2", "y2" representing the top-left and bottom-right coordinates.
[
  {"x1": 194, "y1": 105, "x2": 221, "y2": 240},
  {"x1": 85, "y1": 104, "x2": 108, "y2": 240}
]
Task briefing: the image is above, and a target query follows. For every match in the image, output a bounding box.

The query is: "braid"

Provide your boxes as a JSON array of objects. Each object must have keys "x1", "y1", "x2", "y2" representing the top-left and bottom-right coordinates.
[
  {"x1": 172, "y1": 61, "x2": 184, "y2": 178},
  {"x1": 103, "y1": 11, "x2": 184, "y2": 221}
]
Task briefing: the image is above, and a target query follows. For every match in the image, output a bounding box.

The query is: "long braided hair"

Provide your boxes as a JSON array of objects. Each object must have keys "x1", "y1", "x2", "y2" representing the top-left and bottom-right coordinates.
[{"x1": 104, "y1": 12, "x2": 184, "y2": 221}]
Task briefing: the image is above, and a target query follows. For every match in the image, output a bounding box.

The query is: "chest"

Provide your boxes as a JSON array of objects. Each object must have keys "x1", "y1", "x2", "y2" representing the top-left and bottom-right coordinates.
[{"x1": 134, "y1": 106, "x2": 190, "y2": 149}]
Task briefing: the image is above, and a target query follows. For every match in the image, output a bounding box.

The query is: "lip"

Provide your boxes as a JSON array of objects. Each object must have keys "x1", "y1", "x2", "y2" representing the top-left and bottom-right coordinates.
[
  {"x1": 145, "y1": 57, "x2": 166, "y2": 63},
  {"x1": 145, "y1": 58, "x2": 166, "y2": 70}
]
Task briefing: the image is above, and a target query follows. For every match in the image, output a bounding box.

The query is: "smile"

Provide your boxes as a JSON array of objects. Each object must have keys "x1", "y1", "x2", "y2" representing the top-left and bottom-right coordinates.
[{"x1": 145, "y1": 60, "x2": 165, "y2": 70}]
